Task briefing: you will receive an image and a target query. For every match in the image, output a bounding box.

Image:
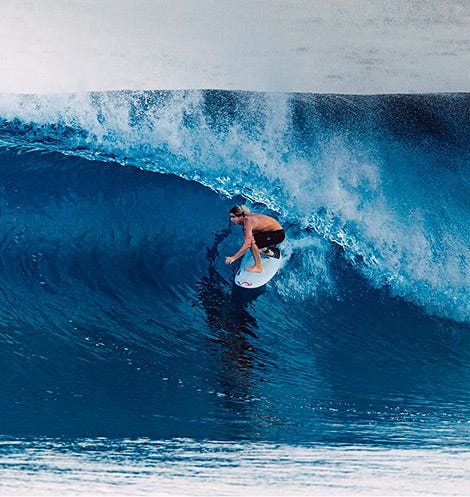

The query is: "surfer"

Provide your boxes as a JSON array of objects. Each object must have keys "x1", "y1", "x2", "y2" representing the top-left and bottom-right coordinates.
[{"x1": 225, "y1": 205, "x2": 285, "y2": 273}]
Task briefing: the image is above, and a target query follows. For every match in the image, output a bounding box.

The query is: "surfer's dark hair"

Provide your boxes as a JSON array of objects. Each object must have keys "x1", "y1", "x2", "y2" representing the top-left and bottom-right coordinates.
[{"x1": 230, "y1": 205, "x2": 250, "y2": 217}]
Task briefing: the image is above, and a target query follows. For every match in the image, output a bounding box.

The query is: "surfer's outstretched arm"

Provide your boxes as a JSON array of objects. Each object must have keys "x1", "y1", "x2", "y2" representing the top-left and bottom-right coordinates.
[
  {"x1": 225, "y1": 219, "x2": 254, "y2": 264},
  {"x1": 225, "y1": 218, "x2": 263, "y2": 272}
]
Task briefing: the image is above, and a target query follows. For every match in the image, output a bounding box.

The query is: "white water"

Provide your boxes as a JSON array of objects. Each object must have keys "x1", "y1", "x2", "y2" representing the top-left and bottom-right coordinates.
[
  {"x1": 1, "y1": 439, "x2": 469, "y2": 497},
  {"x1": 1, "y1": 0, "x2": 469, "y2": 94}
]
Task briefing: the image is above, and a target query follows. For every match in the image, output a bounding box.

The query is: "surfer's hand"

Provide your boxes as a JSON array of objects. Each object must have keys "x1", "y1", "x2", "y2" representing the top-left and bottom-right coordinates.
[{"x1": 225, "y1": 256, "x2": 235, "y2": 265}]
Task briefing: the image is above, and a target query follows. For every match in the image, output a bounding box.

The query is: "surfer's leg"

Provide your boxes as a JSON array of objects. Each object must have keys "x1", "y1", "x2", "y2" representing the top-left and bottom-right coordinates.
[
  {"x1": 246, "y1": 239, "x2": 263, "y2": 273},
  {"x1": 254, "y1": 231, "x2": 284, "y2": 258}
]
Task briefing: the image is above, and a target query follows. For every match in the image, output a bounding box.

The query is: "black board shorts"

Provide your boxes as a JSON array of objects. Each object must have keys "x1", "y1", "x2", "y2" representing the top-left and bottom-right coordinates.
[{"x1": 253, "y1": 229, "x2": 285, "y2": 249}]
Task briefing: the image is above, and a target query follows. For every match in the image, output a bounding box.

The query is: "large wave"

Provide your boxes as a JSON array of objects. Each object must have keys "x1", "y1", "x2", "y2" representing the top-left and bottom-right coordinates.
[{"x1": 0, "y1": 90, "x2": 468, "y2": 322}]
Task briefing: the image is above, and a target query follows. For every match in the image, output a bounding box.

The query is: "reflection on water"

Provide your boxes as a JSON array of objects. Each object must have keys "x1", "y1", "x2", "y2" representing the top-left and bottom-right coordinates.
[{"x1": 196, "y1": 229, "x2": 269, "y2": 423}]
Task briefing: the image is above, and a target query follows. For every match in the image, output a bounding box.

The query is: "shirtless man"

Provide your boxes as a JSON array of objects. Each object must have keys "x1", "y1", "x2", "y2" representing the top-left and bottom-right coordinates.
[{"x1": 225, "y1": 205, "x2": 285, "y2": 273}]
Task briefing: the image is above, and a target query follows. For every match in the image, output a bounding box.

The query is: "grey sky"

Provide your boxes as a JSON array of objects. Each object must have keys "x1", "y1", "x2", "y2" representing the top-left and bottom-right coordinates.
[{"x1": 1, "y1": 0, "x2": 469, "y2": 93}]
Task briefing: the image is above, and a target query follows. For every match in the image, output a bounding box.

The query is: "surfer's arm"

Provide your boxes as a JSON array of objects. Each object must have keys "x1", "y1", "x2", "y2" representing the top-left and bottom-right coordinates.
[
  {"x1": 225, "y1": 242, "x2": 250, "y2": 264},
  {"x1": 225, "y1": 221, "x2": 254, "y2": 264}
]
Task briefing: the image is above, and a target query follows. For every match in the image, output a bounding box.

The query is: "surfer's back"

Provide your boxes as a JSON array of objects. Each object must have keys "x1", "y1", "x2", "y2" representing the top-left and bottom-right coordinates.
[{"x1": 246, "y1": 213, "x2": 282, "y2": 232}]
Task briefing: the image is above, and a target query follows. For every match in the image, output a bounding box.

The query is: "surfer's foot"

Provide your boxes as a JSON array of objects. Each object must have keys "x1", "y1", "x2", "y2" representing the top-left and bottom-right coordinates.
[
  {"x1": 246, "y1": 265, "x2": 263, "y2": 273},
  {"x1": 262, "y1": 247, "x2": 280, "y2": 259}
]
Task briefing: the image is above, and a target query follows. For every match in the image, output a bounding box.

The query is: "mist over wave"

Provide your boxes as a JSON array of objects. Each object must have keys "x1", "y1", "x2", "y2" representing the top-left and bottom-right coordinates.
[{"x1": 0, "y1": 90, "x2": 468, "y2": 323}]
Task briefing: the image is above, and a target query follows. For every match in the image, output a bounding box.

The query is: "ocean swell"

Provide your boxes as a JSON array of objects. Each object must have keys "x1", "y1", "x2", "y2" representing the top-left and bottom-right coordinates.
[{"x1": 0, "y1": 90, "x2": 468, "y2": 322}]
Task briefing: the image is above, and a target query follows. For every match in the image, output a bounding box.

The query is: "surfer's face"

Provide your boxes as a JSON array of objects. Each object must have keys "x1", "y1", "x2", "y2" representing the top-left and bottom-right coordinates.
[{"x1": 230, "y1": 214, "x2": 243, "y2": 225}]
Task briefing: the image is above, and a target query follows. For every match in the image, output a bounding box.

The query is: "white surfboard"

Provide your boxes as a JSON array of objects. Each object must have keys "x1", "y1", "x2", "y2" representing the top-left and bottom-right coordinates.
[{"x1": 234, "y1": 248, "x2": 282, "y2": 289}]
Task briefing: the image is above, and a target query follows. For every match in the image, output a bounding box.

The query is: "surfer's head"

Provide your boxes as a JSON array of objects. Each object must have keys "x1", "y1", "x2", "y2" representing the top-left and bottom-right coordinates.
[
  {"x1": 230, "y1": 205, "x2": 250, "y2": 216},
  {"x1": 229, "y1": 205, "x2": 250, "y2": 224}
]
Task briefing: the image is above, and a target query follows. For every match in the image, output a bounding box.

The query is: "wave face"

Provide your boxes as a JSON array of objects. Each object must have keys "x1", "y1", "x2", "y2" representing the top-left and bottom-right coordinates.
[
  {"x1": 1, "y1": 90, "x2": 469, "y2": 322},
  {"x1": 0, "y1": 90, "x2": 468, "y2": 444}
]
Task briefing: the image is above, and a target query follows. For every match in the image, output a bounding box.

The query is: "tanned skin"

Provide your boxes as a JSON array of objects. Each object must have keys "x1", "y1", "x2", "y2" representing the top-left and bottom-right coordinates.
[{"x1": 225, "y1": 212, "x2": 282, "y2": 273}]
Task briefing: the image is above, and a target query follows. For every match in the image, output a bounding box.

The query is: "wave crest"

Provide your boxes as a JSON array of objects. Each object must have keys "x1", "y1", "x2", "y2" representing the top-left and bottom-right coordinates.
[{"x1": 0, "y1": 90, "x2": 469, "y2": 322}]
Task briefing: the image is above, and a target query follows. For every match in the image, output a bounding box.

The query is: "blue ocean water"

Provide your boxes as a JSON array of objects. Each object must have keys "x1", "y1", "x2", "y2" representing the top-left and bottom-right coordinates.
[{"x1": 0, "y1": 90, "x2": 468, "y2": 495}]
